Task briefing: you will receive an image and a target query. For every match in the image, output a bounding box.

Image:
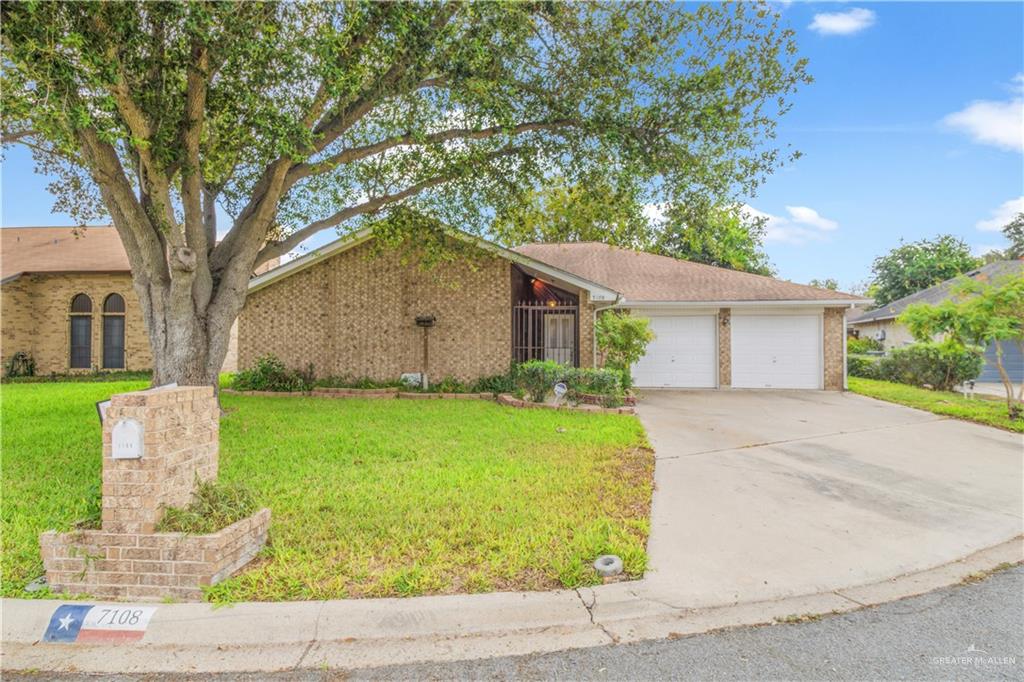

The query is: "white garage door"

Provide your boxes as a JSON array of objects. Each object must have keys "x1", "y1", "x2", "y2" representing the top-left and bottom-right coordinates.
[
  {"x1": 731, "y1": 314, "x2": 822, "y2": 389},
  {"x1": 631, "y1": 314, "x2": 717, "y2": 388}
]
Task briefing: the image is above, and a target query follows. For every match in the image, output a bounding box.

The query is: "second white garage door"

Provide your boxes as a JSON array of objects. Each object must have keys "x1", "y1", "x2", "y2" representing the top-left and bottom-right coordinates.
[
  {"x1": 731, "y1": 314, "x2": 822, "y2": 389},
  {"x1": 631, "y1": 314, "x2": 717, "y2": 388}
]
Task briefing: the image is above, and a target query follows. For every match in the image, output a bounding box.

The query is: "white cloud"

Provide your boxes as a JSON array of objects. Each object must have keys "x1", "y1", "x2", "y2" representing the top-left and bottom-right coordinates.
[
  {"x1": 742, "y1": 204, "x2": 840, "y2": 245},
  {"x1": 944, "y1": 99, "x2": 1024, "y2": 153},
  {"x1": 943, "y1": 75, "x2": 1024, "y2": 153},
  {"x1": 809, "y1": 8, "x2": 876, "y2": 36},
  {"x1": 784, "y1": 206, "x2": 838, "y2": 231},
  {"x1": 642, "y1": 203, "x2": 667, "y2": 225},
  {"x1": 975, "y1": 196, "x2": 1024, "y2": 232}
]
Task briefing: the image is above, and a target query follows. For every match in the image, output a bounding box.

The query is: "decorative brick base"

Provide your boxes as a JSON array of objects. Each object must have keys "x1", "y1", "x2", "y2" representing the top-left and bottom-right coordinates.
[
  {"x1": 39, "y1": 385, "x2": 269, "y2": 602},
  {"x1": 40, "y1": 509, "x2": 270, "y2": 601}
]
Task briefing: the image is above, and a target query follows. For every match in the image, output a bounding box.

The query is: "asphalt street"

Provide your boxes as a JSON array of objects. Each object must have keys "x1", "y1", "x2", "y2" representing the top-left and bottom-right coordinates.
[{"x1": 8, "y1": 566, "x2": 1022, "y2": 681}]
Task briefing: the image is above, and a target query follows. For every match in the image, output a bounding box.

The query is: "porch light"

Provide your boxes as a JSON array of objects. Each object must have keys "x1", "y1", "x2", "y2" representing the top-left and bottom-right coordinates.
[{"x1": 547, "y1": 299, "x2": 557, "y2": 307}]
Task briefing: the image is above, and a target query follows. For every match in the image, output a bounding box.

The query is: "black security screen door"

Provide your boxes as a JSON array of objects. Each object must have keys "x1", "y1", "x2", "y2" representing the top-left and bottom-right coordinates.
[
  {"x1": 70, "y1": 316, "x2": 91, "y2": 368},
  {"x1": 103, "y1": 315, "x2": 125, "y2": 368}
]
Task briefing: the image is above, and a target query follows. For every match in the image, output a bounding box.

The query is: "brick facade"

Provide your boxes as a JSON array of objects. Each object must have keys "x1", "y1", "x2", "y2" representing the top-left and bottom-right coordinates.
[
  {"x1": 823, "y1": 306, "x2": 846, "y2": 391},
  {"x1": 239, "y1": 241, "x2": 601, "y2": 382},
  {"x1": 1, "y1": 273, "x2": 152, "y2": 374},
  {"x1": 40, "y1": 386, "x2": 269, "y2": 601},
  {"x1": 718, "y1": 308, "x2": 732, "y2": 387}
]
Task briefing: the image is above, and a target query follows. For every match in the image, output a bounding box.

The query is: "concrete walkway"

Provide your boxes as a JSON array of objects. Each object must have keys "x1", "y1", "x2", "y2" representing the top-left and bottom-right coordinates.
[{"x1": 3, "y1": 392, "x2": 1022, "y2": 674}]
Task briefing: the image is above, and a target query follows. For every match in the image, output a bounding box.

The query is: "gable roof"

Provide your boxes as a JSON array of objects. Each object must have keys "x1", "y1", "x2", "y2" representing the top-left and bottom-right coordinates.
[
  {"x1": 1, "y1": 226, "x2": 130, "y2": 283},
  {"x1": 247, "y1": 227, "x2": 621, "y2": 302},
  {"x1": 515, "y1": 242, "x2": 867, "y2": 305},
  {"x1": 849, "y1": 259, "x2": 1024, "y2": 324}
]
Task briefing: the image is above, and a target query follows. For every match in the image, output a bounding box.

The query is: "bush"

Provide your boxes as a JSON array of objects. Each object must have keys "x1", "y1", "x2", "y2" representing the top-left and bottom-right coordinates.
[
  {"x1": 4, "y1": 352, "x2": 36, "y2": 378},
  {"x1": 847, "y1": 336, "x2": 882, "y2": 354},
  {"x1": 1, "y1": 369, "x2": 152, "y2": 384},
  {"x1": 470, "y1": 371, "x2": 516, "y2": 394},
  {"x1": 513, "y1": 360, "x2": 623, "y2": 404},
  {"x1": 514, "y1": 360, "x2": 565, "y2": 402},
  {"x1": 595, "y1": 312, "x2": 654, "y2": 390},
  {"x1": 877, "y1": 341, "x2": 983, "y2": 391},
  {"x1": 847, "y1": 354, "x2": 881, "y2": 379},
  {"x1": 156, "y1": 479, "x2": 259, "y2": 534},
  {"x1": 233, "y1": 355, "x2": 313, "y2": 392}
]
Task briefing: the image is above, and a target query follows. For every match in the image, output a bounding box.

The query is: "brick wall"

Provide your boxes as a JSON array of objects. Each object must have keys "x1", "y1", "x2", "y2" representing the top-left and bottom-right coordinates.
[
  {"x1": 40, "y1": 509, "x2": 270, "y2": 601},
  {"x1": 101, "y1": 385, "x2": 219, "y2": 533},
  {"x1": 718, "y1": 308, "x2": 731, "y2": 387},
  {"x1": 1, "y1": 272, "x2": 152, "y2": 374},
  {"x1": 239, "y1": 241, "x2": 514, "y2": 382},
  {"x1": 578, "y1": 291, "x2": 596, "y2": 368},
  {"x1": 823, "y1": 306, "x2": 846, "y2": 391}
]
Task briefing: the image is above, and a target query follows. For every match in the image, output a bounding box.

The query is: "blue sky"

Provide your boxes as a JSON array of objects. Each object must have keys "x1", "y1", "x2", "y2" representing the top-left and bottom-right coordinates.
[{"x1": 2, "y1": 2, "x2": 1022, "y2": 291}]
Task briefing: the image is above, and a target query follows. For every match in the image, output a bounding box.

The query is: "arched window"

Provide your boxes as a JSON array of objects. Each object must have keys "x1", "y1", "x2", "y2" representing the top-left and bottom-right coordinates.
[
  {"x1": 102, "y1": 293, "x2": 126, "y2": 369},
  {"x1": 69, "y1": 294, "x2": 93, "y2": 368}
]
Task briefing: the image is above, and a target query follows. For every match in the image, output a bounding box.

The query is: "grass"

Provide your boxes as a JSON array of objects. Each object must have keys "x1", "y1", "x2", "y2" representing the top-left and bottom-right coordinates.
[
  {"x1": 1, "y1": 381, "x2": 652, "y2": 602},
  {"x1": 849, "y1": 377, "x2": 1024, "y2": 433}
]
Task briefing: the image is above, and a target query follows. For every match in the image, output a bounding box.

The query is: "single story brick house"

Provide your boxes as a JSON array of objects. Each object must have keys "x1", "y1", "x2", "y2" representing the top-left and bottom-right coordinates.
[
  {"x1": 0, "y1": 226, "x2": 274, "y2": 375},
  {"x1": 848, "y1": 259, "x2": 1024, "y2": 383},
  {"x1": 240, "y1": 229, "x2": 868, "y2": 390},
  {"x1": 1, "y1": 226, "x2": 153, "y2": 374}
]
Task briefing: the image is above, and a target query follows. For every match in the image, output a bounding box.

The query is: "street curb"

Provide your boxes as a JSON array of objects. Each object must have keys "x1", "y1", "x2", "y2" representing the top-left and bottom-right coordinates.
[{"x1": 2, "y1": 536, "x2": 1020, "y2": 674}]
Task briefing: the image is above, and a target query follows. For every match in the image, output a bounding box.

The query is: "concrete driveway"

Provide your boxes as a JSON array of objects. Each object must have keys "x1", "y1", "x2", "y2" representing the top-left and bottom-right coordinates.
[{"x1": 636, "y1": 390, "x2": 1023, "y2": 608}]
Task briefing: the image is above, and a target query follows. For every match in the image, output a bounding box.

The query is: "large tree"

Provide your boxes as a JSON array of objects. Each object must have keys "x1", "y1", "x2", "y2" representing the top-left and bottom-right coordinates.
[
  {"x1": 2, "y1": 1, "x2": 808, "y2": 387},
  {"x1": 869, "y1": 235, "x2": 982, "y2": 308},
  {"x1": 653, "y1": 204, "x2": 775, "y2": 276}
]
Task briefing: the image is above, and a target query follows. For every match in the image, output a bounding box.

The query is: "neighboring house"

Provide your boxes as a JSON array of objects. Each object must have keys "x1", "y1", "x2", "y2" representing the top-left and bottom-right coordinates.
[
  {"x1": 848, "y1": 260, "x2": 1024, "y2": 383},
  {"x1": 1, "y1": 226, "x2": 152, "y2": 374},
  {"x1": 240, "y1": 230, "x2": 867, "y2": 390},
  {"x1": 0, "y1": 226, "x2": 275, "y2": 376}
]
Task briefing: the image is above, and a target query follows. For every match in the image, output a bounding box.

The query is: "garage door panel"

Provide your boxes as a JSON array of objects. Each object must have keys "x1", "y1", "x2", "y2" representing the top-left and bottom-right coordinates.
[
  {"x1": 732, "y1": 315, "x2": 821, "y2": 389},
  {"x1": 632, "y1": 314, "x2": 717, "y2": 388}
]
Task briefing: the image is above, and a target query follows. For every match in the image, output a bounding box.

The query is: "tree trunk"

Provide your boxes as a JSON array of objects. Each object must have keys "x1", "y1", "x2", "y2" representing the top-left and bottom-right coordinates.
[
  {"x1": 991, "y1": 340, "x2": 1022, "y2": 420},
  {"x1": 131, "y1": 260, "x2": 249, "y2": 390}
]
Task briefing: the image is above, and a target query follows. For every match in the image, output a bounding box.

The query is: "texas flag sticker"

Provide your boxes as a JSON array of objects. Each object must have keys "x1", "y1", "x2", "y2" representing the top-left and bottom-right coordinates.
[{"x1": 43, "y1": 604, "x2": 157, "y2": 643}]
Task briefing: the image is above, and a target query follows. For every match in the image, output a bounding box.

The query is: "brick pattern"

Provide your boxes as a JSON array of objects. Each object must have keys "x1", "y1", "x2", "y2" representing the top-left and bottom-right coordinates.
[
  {"x1": 40, "y1": 509, "x2": 270, "y2": 601},
  {"x1": 578, "y1": 291, "x2": 596, "y2": 368},
  {"x1": 1, "y1": 273, "x2": 152, "y2": 374},
  {"x1": 718, "y1": 308, "x2": 731, "y2": 387},
  {"x1": 823, "y1": 306, "x2": 846, "y2": 390},
  {"x1": 239, "y1": 241, "x2": 517, "y2": 382},
  {"x1": 101, "y1": 386, "x2": 219, "y2": 533}
]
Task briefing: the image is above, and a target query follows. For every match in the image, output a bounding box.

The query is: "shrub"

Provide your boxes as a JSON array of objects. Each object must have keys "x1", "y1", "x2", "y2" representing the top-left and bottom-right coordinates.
[
  {"x1": 470, "y1": 371, "x2": 516, "y2": 394},
  {"x1": 877, "y1": 341, "x2": 983, "y2": 391},
  {"x1": 4, "y1": 352, "x2": 36, "y2": 378},
  {"x1": 428, "y1": 376, "x2": 469, "y2": 393},
  {"x1": 514, "y1": 360, "x2": 565, "y2": 402},
  {"x1": 233, "y1": 355, "x2": 313, "y2": 392},
  {"x1": 847, "y1": 354, "x2": 881, "y2": 379},
  {"x1": 513, "y1": 360, "x2": 623, "y2": 404},
  {"x1": 595, "y1": 312, "x2": 654, "y2": 389},
  {"x1": 313, "y1": 376, "x2": 403, "y2": 389},
  {"x1": 156, "y1": 479, "x2": 259, "y2": 535},
  {"x1": 847, "y1": 337, "x2": 882, "y2": 354}
]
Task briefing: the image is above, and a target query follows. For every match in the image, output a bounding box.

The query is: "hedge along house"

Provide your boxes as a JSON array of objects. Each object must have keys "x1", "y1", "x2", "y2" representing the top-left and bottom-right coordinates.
[
  {"x1": 1, "y1": 226, "x2": 153, "y2": 374},
  {"x1": 239, "y1": 229, "x2": 868, "y2": 390}
]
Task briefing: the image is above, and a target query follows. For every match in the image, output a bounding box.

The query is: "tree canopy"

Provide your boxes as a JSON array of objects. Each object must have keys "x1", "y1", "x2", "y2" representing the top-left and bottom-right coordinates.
[
  {"x1": 868, "y1": 235, "x2": 981, "y2": 308},
  {"x1": 2, "y1": 1, "x2": 809, "y2": 386}
]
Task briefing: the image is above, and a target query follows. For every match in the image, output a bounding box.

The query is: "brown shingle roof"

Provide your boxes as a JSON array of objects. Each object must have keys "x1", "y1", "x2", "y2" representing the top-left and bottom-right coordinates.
[
  {"x1": 1, "y1": 226, "x2": 130, "y2": 282},
  {"x1": 514, "y1": 242, "x2": 864, "y2": 303}
]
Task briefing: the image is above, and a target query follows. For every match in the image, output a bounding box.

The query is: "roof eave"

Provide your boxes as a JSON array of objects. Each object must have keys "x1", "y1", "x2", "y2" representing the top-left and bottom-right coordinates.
[
  {"x1": 247, "y1": 227, "x2": 621, "y2": 302},
  {"x1": 616, "y1": 298, "x2": 872, "y2": 308}
]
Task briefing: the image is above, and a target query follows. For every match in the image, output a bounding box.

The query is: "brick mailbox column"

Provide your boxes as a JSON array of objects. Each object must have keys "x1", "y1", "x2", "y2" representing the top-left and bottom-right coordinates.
[
  {"x1": 40, "y1": 385, "x2": 269, "y2": 601},
  {"x1": 101, "y1": 386, "x2": 219, "y2": 533}
]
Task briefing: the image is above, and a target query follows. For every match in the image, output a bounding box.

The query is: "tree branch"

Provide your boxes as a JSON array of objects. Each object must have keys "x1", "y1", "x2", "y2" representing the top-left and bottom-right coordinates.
[
  {"x1": 286, "y1": 119, "x2": 576, "y2": 185},
  {"x1": 258, "y1": 145, "x2": 526, "y2": 264}
]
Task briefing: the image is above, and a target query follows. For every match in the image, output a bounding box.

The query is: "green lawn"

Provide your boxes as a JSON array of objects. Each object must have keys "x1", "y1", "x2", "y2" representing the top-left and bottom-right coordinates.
[
  {"x1": 849, "y1": 377, "x2": 1024, "y2": 433},
  {"x1": 1, "y1": 381, "x2": 652, "y2": 601}
]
